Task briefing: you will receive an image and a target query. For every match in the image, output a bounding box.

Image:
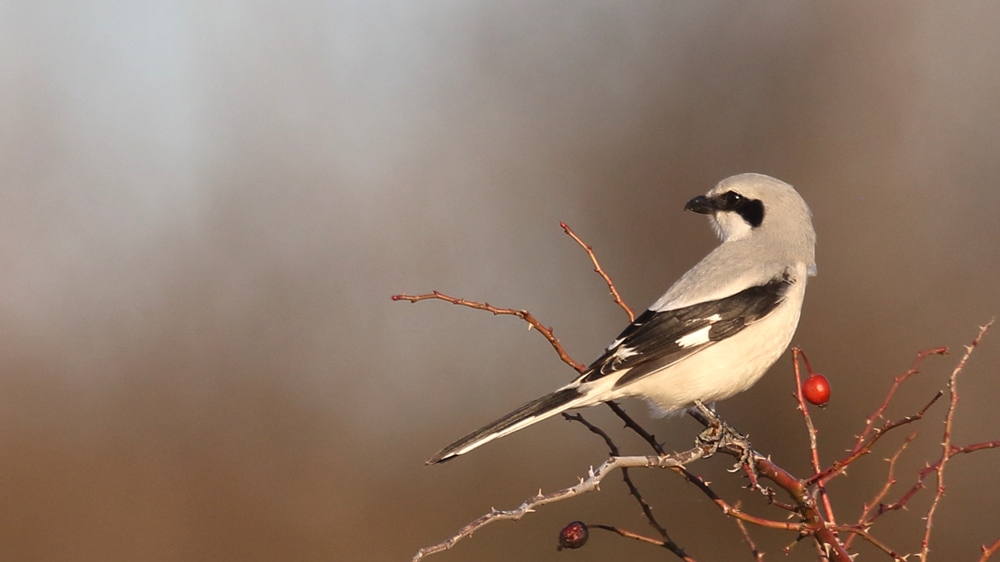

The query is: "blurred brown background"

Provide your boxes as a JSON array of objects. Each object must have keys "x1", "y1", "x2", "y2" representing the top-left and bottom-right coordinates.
[{"x1": 2, "y1": 2, "x2": 1000, "y2": 561}]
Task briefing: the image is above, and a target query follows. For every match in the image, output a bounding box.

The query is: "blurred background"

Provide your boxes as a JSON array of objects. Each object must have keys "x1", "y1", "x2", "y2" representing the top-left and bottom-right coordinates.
[{"x1": 2, "y1": 1, "x2": 999, "y2": 561}]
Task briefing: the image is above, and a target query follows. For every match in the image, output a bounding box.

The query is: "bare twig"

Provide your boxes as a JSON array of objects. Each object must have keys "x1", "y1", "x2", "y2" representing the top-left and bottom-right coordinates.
[
  {"x1": 791, "y1": 348, "x2": 822, "y2": 475},
  {"x1": 747, "y1": 455, "x2": 853, "y2": 562},
  {"x1": 559, "y1": 224, "x2": 673, "y2": 459},
  {"x1": 733, "y1": 502, "x2": 765, "y2": 561},
  {"x1": 398, "y1": 223, "x2": 999, "y2": 562},
  {"x1": 815, "y1": 347, "x2": 948, "y2": 491},
  {"x1": 411, "y1": 447, "x2": 709, "y2": 561},
  {"x1": 809, "y1": 392, "x2": 942, "y2": 486},
  {"x1": 791, "y1": 347, "x2": 835, "y2": 524},
  {"x1": 843, "y1": 432, "x2": 916, "y2": 549},
  {"x1": 563, "y1": 412, "x2": 620, "y2": 455},
  {"x1": 834, "y1": 525, "x2": 908, "y2": 561},
  {"x1": 980, "y1": 537, "x2": 1000, "y2": 562},
  {"x1": 563, "y1": 413, "x2": 690, "y2": 559},
  {"x1": 589, "y1": 525, "x2": 696, "y2": 561},
  {"x1": 392, "y1": 291, "x2": 587, "y2": 373},
  {"x1": 876, "y1": 439, "x2": 1000, "y2": 521},
  {"x1": 560, "y1": 221, "x2": 635, "y2": 322},
  {"x1": 605, "y1": 401, "x2": 666, "y2": 455},
  {"x1": 669, "y1": 465, "x2": 800, "y2": 531},
  {"x1": 921, "y1": 319, "x2": 994, "y2": 561},
  {"x1": 855, "y1": 347, "x2": 949, "y2": 451},
  {"x1": 569, "y1": 409, "x2": 789, "y2": 559},
  {"x1": 669, "y1": 432, "x2": 851, "y2": 561},
  {"x1": 411, "y1": 437, "x2": 858, "y2": 561}
]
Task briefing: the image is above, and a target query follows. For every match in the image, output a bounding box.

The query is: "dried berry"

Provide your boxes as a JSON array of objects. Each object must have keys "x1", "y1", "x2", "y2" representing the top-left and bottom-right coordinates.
[{"x1": 557, "y1": 521, "x2": 589, "y2": 550}]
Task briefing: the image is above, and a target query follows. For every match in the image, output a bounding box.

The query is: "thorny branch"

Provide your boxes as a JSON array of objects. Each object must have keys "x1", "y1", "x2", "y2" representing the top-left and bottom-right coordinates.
[
  {"x1": 921, "y1": 319, "x2": 994, "y2": 561},
  {"x1": 588, "y1": 524, "x2": 693, "y2": 555},
  {"x1": 792, "y1": 347, "x2": 836, "y2": 526},
  {"x1": 833, "y1": 525, "x2": 908, "y2": 561},
  {"x1": 981, "y1": 537, "x2": 1000, "y2": 562},
  {"x1": 398, "y1": 223, "x2": 1000, "y2": 561},
  {"x1": 733, "y1": 502, "x2": 765, "y2": 562},
  {"x1": 807, "y1": 392, "x2": 943, "y2": 486},
  {"x1": 843, "y1": 433, "x2": 916, "y2": 550},
  {"x1": 560, "y1": 221, "x2": 635, "y2": 322},
  {"x1": 391, "y1": 291, "x2": 587, "y2": 373},
  {"x1": 410, "y1": 447, "x2": 710, "y2": 562},
  {"x1": 875, "y1": 440, "x2": 1000, "y2": 521},
  {"x1": 854, "y1": 347, "x2": 950, "y2": 450},
  {"x1": 812, "y1": 347, "x2": 950, "y2": 488},
  {"x1": 606, "y1": 400, "x2": 667, "y2": 455},
  {"x1": 562, "y1": 412, "x2": 691, "y2": 560}
]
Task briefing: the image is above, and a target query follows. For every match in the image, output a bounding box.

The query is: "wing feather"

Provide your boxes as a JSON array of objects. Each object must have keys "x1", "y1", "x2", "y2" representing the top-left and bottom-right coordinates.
[{"x1": 581, "y1": 273, "x2": 793, "y2": 387}]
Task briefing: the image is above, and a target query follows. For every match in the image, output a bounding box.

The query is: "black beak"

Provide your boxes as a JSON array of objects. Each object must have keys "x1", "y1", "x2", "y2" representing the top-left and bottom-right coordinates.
[{"x1": 684, "y1": 195, "x2": 717, "y2": 215}]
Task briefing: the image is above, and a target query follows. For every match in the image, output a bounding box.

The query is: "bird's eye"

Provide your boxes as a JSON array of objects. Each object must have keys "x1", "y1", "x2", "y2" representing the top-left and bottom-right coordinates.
[{"x1": 724, "y1": 191, "x2": 743, "y2": 206}]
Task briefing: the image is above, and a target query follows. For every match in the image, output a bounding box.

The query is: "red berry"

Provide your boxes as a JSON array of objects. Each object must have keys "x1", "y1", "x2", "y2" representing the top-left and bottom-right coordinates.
[
  {"x1": 557, "y1": 521, "x2": 589, "y2": 550},
  {"x1": 803, "y1": 374, "x2": 831, "y2": 406}
]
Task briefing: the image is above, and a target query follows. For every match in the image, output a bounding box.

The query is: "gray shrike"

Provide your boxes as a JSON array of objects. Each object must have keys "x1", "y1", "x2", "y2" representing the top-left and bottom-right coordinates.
[{"x1": 427, "y1": 173, "x2": 817, "y2": 464}]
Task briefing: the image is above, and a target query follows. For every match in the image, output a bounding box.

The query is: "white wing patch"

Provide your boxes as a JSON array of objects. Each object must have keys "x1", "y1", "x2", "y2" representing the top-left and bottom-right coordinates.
[
  {"x1": 613, "y1": 346, "x2": 639, "y2": 361},
  {"x1": 676, "y1": 324, "x2": 712, "y2": 348},
  {"x1": 675, "y1": 314, "x2": 721, "y2": 348}
]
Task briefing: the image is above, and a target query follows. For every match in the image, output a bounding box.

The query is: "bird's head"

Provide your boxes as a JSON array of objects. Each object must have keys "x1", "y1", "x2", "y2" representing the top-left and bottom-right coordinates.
[{"x1": 686, "y1": 173, "x2": 817, "y2": 275}]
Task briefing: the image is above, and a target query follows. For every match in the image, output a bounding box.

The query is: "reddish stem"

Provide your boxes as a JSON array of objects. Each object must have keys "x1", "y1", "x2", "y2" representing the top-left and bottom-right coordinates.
[{"x1": 392, "y1": 291, "x2": 587, "y2": 373}]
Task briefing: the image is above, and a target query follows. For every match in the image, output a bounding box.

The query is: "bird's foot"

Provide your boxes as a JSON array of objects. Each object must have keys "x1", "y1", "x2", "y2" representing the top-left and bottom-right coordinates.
[{"x1": 692, "y1": 401, "x2": 760, "y2": 485}]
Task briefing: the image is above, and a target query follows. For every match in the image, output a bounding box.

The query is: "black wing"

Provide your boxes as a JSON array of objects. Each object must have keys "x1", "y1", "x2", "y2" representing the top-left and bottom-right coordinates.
[{"x1": 581, "y1": 273, "x2": 793, "y2": 388}]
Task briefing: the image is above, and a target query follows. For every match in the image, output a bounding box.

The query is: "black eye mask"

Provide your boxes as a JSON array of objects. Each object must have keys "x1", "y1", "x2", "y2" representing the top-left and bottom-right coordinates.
[{"x1": 719, "y1": 191, "x2": 764, "y2": 228}]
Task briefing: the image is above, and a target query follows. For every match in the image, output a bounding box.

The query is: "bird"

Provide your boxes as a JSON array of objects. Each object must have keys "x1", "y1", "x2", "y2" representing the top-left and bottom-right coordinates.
[{"x1": 427, "y1": 173, "x2": 817, "y2": 464}]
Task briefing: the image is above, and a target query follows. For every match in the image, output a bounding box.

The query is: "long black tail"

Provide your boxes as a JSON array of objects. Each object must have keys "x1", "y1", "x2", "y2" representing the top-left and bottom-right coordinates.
[{"x1": 427, "y1": 387, "x2": 587, "y2": 464}]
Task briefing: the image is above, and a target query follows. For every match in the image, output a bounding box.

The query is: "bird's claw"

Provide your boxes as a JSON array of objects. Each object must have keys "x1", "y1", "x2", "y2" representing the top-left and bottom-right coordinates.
[{"x1": 692, "y1": 401, "x2": 760, "y2": 483}]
